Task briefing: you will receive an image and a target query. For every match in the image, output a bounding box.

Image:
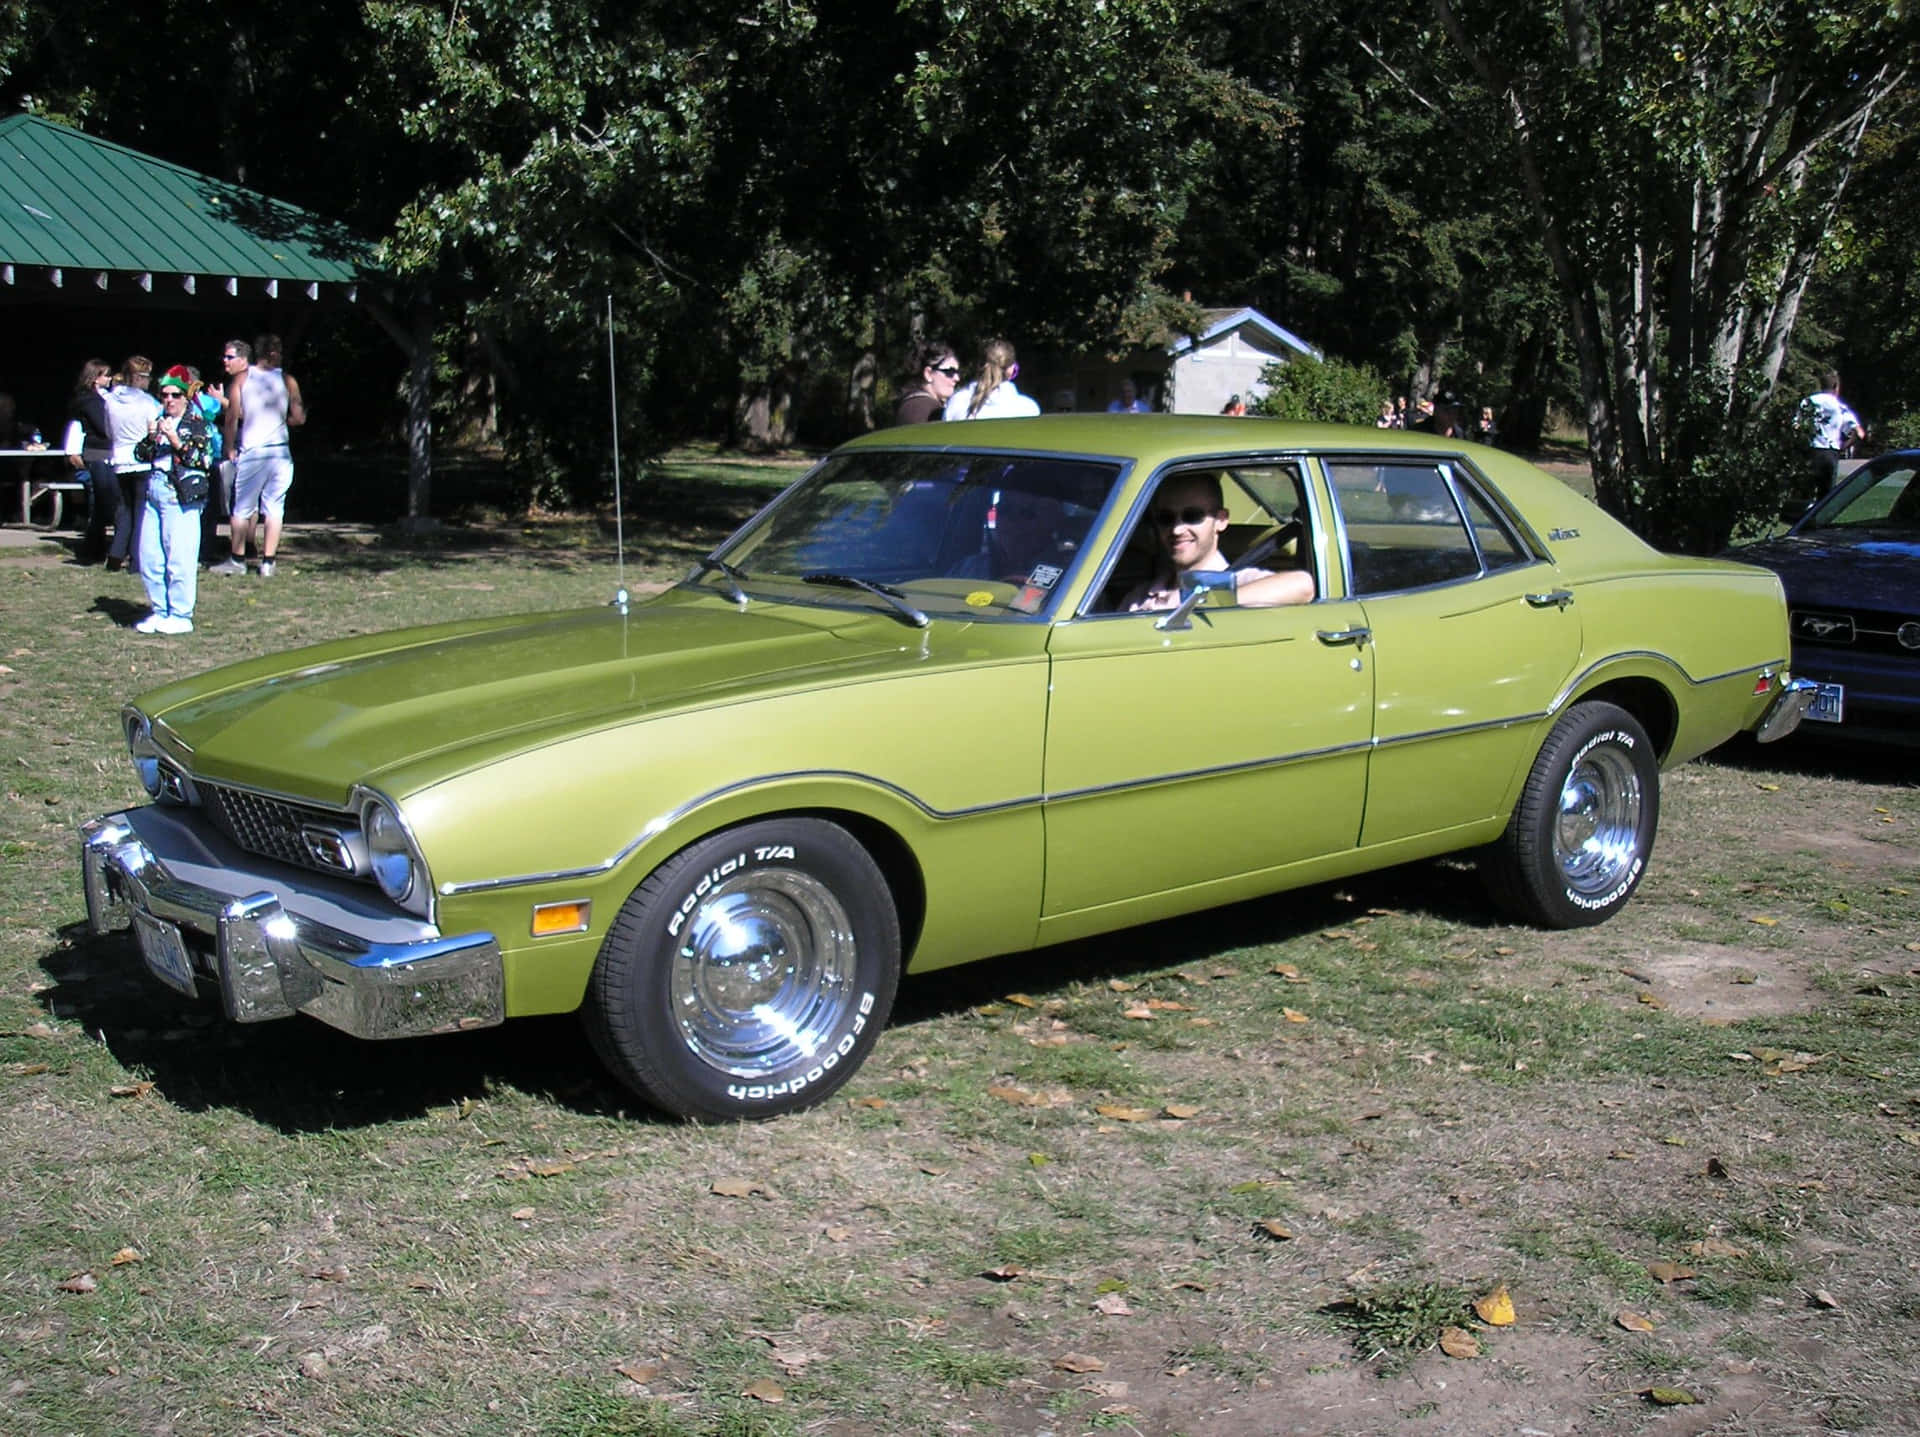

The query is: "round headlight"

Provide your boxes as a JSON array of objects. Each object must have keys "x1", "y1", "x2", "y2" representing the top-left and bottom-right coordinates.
[
  {"x1": 125, "y1": 712, "x2": 162, "y2": 798},
  {"x1": 1898, "y1": 621, "x2": 1920, "y2": 651},
  {"x1": 364, "y1": 801, "x2": 421, "y2": 906}
]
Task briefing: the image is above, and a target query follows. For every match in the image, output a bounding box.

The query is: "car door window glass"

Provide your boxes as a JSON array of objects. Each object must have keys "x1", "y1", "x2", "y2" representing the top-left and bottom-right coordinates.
[
  {"x1": 1093, "y1": 462, "x2": 1315, "y2": 613},
  {"x1": 1329, "y1": 460, "x2": 1483, "y2": 594},
  {"x1": 1456, "y1": 481, "x2": 1528, "y2": 571}
]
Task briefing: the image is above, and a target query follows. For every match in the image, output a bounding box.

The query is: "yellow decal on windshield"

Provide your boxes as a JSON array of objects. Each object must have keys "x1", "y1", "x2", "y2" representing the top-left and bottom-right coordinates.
[{"x1": 965, "y1": 590, "x2": 994, "y2": 608}]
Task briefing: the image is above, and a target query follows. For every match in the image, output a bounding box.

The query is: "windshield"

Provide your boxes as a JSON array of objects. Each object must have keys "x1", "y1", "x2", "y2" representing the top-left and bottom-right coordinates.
[
  {"x1": 701, "y1": 448, "x2": 1125, "y2": 619},
  {"x1": 1808, "y1": 459, "x2": 1920, "y2": 531}
]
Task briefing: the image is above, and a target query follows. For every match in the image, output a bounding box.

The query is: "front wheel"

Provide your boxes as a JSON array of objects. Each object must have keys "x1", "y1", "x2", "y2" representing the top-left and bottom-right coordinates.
[
  {"x1": 1482, "y1": 701, "x2": 1660, "y2": 928},
  {"x1": 583, "y1": 818, "x2": 900, "y2": 1121}
]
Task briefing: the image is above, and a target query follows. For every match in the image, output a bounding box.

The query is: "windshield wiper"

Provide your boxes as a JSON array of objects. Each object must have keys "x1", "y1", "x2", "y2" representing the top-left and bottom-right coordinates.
[
  {"x1": 801, "y1": 572, "x2": 930, "y2": 628},
  {"x1": 692, "y1": 555, "x2": 750, "y2": 607}
]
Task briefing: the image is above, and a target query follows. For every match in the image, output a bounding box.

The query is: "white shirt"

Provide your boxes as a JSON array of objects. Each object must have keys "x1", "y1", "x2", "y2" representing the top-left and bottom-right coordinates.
[
  {"x1": 105, "y1": 384, "x2": 161, "y2": 471},
  {"x1": 1804, "y1": 391, "x2": 1863, "y2": 450},
  {"x1": 240, "y1": 367, "x2": 292, "y2": 451},
  {"x1": 946, "y1": 381, "x2": 1041, "y2": 421}
]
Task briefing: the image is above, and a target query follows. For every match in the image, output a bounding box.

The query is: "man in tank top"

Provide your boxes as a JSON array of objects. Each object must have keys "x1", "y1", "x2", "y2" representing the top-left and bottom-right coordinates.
[{"x1": 210, "y1": 333, "x2": 305, "y2": 577}]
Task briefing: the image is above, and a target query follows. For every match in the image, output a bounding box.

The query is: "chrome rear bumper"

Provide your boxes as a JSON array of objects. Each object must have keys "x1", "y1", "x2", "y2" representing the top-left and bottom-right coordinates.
[
  {"x1": 1754, "y1": 676, "x2": 1820, "y2": 744},
  {"x1": 81, "y1": 808, "x2": 504, "y2": 1040}
]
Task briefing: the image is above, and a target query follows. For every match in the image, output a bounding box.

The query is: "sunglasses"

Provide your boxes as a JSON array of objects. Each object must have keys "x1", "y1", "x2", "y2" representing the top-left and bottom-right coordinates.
[
  {"x1": 932, "y1": 364, "x2": 961, "y2": 378},
  {"x1": 1152, "y1": 504, "x2": 1217, "y2": 528},
  {"x1": 222, "y1": 353, "x2": 240, "y2": 360}
]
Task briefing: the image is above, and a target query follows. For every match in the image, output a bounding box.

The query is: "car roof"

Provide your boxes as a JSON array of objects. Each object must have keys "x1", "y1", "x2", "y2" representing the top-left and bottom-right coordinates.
[{"x1": 841, "y1": 414, "x2": 1490, "y2": 467}]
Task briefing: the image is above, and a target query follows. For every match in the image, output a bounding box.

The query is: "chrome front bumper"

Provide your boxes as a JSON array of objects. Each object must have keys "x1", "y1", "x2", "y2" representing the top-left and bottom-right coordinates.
[
  {"x1": 81, "y1": 808, "x2": 505, "y2": 1040},
  {"x1": 1754, "y1": 676, "x2": 1821, "y2": 744}
]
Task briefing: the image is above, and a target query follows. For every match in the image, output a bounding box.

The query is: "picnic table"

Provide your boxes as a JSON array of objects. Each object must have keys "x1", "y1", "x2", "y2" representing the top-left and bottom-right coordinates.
[{"x1": 0, "y1": 446, "x2": 86, "y2": 528}]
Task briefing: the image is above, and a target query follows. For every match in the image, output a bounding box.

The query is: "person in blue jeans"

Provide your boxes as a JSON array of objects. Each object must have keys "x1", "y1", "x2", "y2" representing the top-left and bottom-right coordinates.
[{"x1": 131, "y1": 369, "x2": 211, "y2": 635}]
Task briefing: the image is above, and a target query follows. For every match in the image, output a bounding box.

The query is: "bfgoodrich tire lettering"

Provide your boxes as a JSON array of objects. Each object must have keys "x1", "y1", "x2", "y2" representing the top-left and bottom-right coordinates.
[
  {"x1": 1483, "y1": 700, "x2": 1660, "y2": 928},
  {"x1": 584, "y1": 818, "x2": 900, "y2": 1120}
]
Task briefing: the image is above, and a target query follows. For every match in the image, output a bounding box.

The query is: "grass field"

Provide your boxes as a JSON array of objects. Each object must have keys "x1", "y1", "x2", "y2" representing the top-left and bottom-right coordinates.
[{"x1": 2, "y1": 450, "x2": 1917, "y2": 1436}]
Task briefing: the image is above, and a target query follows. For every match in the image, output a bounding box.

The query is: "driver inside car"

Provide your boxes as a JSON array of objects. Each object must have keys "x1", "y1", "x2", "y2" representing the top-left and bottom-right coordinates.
[{"x1": 1124, "y1": 473, "x2": 1316, "y2": 611}]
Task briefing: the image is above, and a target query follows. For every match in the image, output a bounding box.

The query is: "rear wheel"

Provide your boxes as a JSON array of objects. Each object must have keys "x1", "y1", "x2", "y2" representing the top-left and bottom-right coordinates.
[
  {"x1": 1483, "y1": 701, "x2": 1660, "y2": 927},
  {"x1": 583, "y1": 818, "x2": 900, "y2": 1121}
]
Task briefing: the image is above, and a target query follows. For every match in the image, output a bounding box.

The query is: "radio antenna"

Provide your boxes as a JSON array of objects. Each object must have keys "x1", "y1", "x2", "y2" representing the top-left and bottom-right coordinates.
[{"x1": 606, "y1": 292, "x2": 629, "y2": 610}]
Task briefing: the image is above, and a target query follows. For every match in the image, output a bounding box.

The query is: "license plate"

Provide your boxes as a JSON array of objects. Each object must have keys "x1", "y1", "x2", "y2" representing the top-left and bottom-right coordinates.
[
  {"x1": 132, "y1": 910, "x2": 198, "y2": 997},
  {"x1": 1805, "y1": 682, "x2": 1844, "y2": 724}
]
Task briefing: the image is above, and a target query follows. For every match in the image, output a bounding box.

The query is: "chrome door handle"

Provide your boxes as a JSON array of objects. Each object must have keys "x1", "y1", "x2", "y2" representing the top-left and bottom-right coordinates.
[
  {"x1": 1525, "y1": 589, "x2": 1574, "y2": 610},
  {"x1": 1315, "y1": 626, "x2": 1371, "y2": 647}
]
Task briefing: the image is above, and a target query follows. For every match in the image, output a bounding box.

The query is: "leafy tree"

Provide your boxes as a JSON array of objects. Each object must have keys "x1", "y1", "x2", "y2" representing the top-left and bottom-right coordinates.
[
  {"x1": 1250, "y1": 355, "x2": 1390, "y2": 424},
  {"x1": 1423, "y1": 0, "x2": 1916, "y2": 548}
]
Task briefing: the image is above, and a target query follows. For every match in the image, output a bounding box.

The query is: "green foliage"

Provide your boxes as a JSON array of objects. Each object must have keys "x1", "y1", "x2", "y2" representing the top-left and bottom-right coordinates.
[
  {"x1": 1880, "y1": 411, "x2": 1920, "y2": 453},
  {"x1": 1635, "y1": 367, "x2": 1815, "y2": 551},
  {"x1": 1250, "y1": 356, "x2": 1390, "y2": 425},
  {"x1": 1337, "y1": 1282, "x2": 1471, "y2": 1364}
]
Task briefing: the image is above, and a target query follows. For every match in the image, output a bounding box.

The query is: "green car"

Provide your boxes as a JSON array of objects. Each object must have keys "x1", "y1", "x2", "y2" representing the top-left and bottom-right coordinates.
[{"x1": 81, "y1": 417, "x2": 1815, "y2": 1120}]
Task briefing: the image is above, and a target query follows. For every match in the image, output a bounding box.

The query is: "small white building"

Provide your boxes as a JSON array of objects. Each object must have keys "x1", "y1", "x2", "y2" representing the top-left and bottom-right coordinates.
[
  {"x1": 1025, "y1": 306, "x2": 1321, "y2": 415},
  {"x1": 1162, "y1": 307, "x2": 1322, "y2": 415}
]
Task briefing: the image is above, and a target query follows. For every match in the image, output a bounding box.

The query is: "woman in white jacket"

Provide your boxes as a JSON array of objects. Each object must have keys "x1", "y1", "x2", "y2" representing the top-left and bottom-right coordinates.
[{"x1": 945, "y1": 338, "x2": 1042, "y2": 420}]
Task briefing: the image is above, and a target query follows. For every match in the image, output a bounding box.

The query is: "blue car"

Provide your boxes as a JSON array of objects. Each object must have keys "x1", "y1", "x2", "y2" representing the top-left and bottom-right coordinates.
[{"x1": 1729, "y1": 450, "x2": 1920, "y2": 745}]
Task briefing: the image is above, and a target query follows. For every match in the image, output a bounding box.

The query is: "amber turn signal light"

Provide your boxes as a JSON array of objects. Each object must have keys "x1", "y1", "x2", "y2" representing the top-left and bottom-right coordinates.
[{"x1": 530, "y1": 900, "x2": 591, "y2": 936}]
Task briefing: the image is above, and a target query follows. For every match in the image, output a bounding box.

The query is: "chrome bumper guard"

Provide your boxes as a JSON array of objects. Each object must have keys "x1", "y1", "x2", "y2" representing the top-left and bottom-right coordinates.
[
  {"x1": 81, "y1": 808, "x2": 505, "y2": 1040},
  {"x1": 1754, "y1": 677, "x2": 1820, "y2": 744}
]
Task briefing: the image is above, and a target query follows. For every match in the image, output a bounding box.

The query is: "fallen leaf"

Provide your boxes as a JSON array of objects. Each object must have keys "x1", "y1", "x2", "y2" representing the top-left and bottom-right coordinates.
[
  {"x1": 1616, "y1": 1310, "x2": 1657, "y2": 1332},
  {"x1": 24, "y1": 1023, "x2": 56, "y2": 1039},
  {"x1": 528, "y1": 1161, "x2": 574, "y2": 1178},
  {"x1": 1095, "y1": 1104, "x2": 1152, "y2": 1122},
  {"x1": 1493, "y1": 946, "x2": 1516, "y2": 956},
  {"x1": 1755, "y1": 782, "x2": 1780, "y2": 792},
  {"x1": 919, "y1": 1164, "x2": 948, "y2": 1176},
  {"x1": 1731, "y1": 970, "x2": 1758, "y2": 984},
  {"x1": 988, "y1": 1082, "x2": 1047, "y2": 1107},
  {"x1": 1282, "y1": 1008, "x2": 1310, "y2": 1024},
  {"x1": 1637, "y1": 991, "x2": 1665, "y2": 1008},
  {"x1": 1810, "y1": 1289, "x2": 1842, "y2": 1309},
  {"x1": 742, "y1": 1377, "x2": 785, "y2": 1403},
  {"x1": 406, "y1": 1275, "x2": 439, "y2": 1291},
  {"x1": 1898, "y1": 1132, "x2": 1920, "y2": 1148},
  {"x1": 1053, "y1": 1353, "x2": 1106, "y2": 1374},
  {"x1": 1163, "y1": 1104, "x2": 1200, "y2": 1120},
  {"x1": 615, "y1": 1360, "x2": 665, "y2": 1384},
  {"x1": 849, "y1": 1095, "x2": 887, "y2": 1109},
  {"x1": 109, "y1": 1248, "x2": 143, "y2": 1266},
  {"x1": 1749, "y1": 915, "x2": 1779, "y2": 927},
  {"x1": 1107, "y1": 979, "x2": 1137, "y2": 992},
  {"x1": 308, "y1": 1265, "x2": 349, "y2": 1283},
  {"x1": 1005, "y1": 993, "x2": 1038, "y2": 1008},
  {"x1": 1472, "y1": 1284, "x2": 1516, "y2": 1326},
  {"x1": 1685, "y1": 1238, "x2": 1747, "y2": 1259},
  {"x1": 1145, "y1": 998, "x2": 1191, "y2": 1011},
  {"x1": 56, "y1": 1272, "x2": 97, "y2": 1294},
  {"x1": 824, "y1": 1226, "x2": 851, "y2": 1242},
  {"x1": 1645, "y1": 1387, "x2": 1699, "y2": 1406},
  {"x1": 298, "y1": 1352, "x2": 328, "y2": 1379},
  {"x1": 1174, "y1": 1279, "x2": 1209, "y2": 1291},
  {"x1": 1438, "y1": 1326, "x2": 1480, "y2": 1358},
  {"x1": 1608, "y1": 1149, "x2": 1637, "y2": 1160},
  {"x1": 1121, "y1": 1005, "x2": 1155, "y2": 1021},
  {"x1": 510, "y1": 1207, "x2": 535, "y2": 1221},
  {"x1": 1253, "y1": 1220, "x2": 1293, "y2": 1241},
  {"x1": 981, "y1": 1265, "x2": 1024, "y2": 1282},
  {"x1": 710, "y1": 1177, "x2": 774, "y2": 1199},
  {"x1": 1093, "y1": 1293, "x2": 1134, "y2": 1316},
  {"x1": 109, "y1": 1080, "x2": 155, "y2": 1099},
  {"x1": 1646, "y1": 1261, "x2": 1698, "y2": 1284}
]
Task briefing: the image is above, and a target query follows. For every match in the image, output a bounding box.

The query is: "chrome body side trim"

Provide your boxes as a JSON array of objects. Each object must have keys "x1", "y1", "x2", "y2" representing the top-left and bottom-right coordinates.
[{"x1": 80, "y1": 809, "x2": 503, "y2": 1039}]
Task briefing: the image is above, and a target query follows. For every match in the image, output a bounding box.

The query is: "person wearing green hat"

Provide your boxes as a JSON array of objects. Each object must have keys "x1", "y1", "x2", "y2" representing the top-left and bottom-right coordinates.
[{"x1": 130, "y1": 367, "x2": 213, "y2": 635}]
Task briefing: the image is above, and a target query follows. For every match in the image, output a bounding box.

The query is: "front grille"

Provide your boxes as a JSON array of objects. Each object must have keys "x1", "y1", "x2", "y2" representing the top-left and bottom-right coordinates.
[
  {"x1": 201, "y1": 783, "x2": 353, "y2": 876},
  {"x1": 1791, "y1": 607, "x2": 1920, "y2": 658}
]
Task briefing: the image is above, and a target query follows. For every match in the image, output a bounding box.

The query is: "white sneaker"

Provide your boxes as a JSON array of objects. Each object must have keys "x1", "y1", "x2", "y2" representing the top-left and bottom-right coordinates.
[
  {"x1": 208, "y1": 556, "x2": 246, "y2": 576},
  {"x1": 133, "y1": 614, "x2": 163, "y2": 634},
  {"x1": 157, "y1": 615, "x2": 194, "y2": 634},
  {"x1": 258, "y1": 560, "x2": 276, "y2": 578}
]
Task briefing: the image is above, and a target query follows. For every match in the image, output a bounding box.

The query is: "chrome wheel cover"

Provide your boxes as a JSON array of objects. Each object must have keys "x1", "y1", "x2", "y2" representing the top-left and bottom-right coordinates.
[
  {"x1": 670, "y1": 870, "x2": 857, "y2": 1079},
  {"x1": 1554, "y1": 743, "x2": 1644, "y2": 897}
]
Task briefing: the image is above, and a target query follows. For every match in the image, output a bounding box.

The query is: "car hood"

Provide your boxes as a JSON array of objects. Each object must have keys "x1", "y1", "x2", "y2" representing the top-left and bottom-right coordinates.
[
  {"x1": 139, "y1": 595, "x2": 924, "y2": 803},
  {"x1": 1727, "y1": 531, "x2": 1920, "y2": 610}
]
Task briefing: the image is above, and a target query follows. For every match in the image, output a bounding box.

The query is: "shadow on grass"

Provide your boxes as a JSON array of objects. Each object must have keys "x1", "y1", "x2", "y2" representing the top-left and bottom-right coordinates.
[
  {"x1": 39, "y1": 854, "x2": 1504, "y2": 1135},
  {"x1": 1709, "y1": 732, "x2": 1917, "y2": 788},
  {"x1": 36, "y1": 927, "x2": 661, "y2": 1134},
  {"x1": 893, "y1": 855, "x2": 1507, "y2": 1027},
  {"x1": 89, "y1": 593, "x2": 151, "y2": 627}
]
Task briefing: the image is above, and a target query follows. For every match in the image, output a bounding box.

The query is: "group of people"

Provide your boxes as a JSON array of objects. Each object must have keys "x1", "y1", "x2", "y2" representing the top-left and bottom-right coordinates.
[
  {"x1": 1376, "y1": 394, "x2": 1499, "y2": 446},
  {"x1": 65, "y1": 336, "x2": 303, "y2": 635},
  {"x1": 893, "y1": 337, "x2": 1045, "y2": 425}
]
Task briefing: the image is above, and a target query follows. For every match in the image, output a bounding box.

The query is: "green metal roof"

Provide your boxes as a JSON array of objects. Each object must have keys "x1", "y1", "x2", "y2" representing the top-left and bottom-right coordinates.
[{"x1": 0, "y1": 114, "x2": 370, "y2": 292}]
